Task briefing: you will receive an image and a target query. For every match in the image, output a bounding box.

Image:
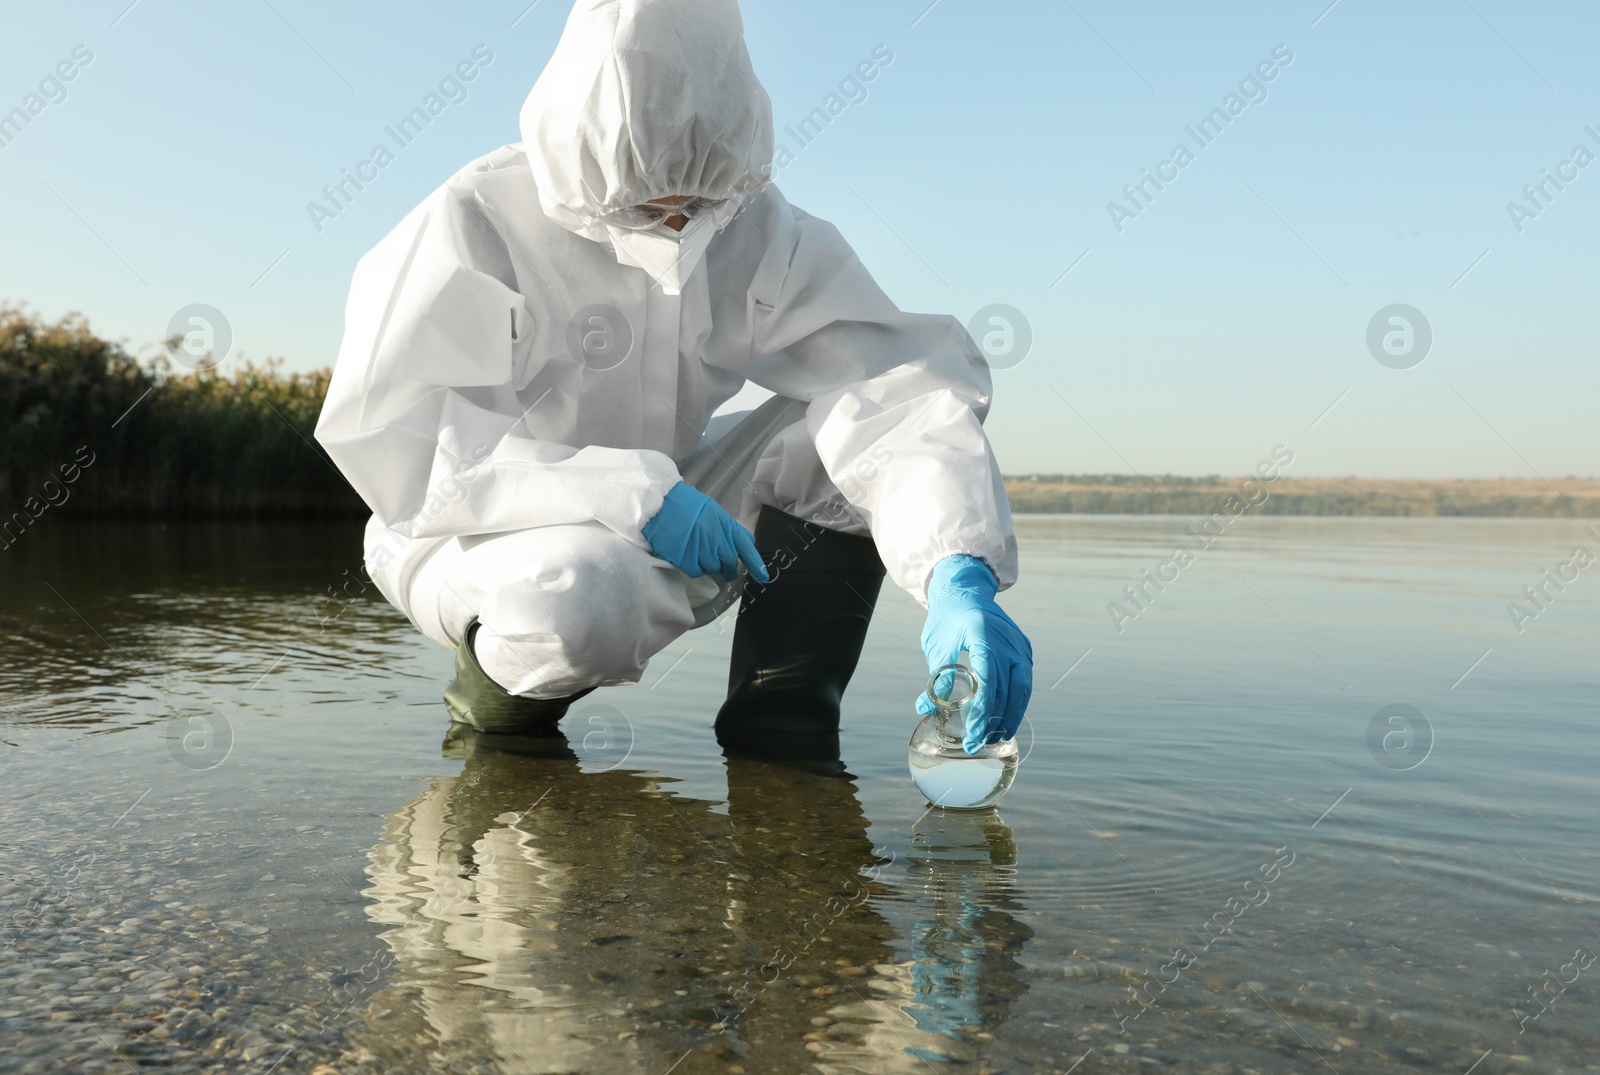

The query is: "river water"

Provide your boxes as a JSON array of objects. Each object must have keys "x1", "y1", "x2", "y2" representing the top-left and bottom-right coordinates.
[{"x1": 1, "y1": 516, "x2": 1596, "y2": 1074}]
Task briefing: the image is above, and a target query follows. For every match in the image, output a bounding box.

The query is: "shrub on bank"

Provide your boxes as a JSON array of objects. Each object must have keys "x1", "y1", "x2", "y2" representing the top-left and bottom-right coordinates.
[{"x1": 1, "y1": 306, "x2": 365, "y2": 519}]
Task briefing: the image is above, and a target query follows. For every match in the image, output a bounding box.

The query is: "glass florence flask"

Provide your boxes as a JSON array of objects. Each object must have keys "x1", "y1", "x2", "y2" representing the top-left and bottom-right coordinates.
[{"x1": 908, "y1": 664, "x2": 1019, "y2": 811}]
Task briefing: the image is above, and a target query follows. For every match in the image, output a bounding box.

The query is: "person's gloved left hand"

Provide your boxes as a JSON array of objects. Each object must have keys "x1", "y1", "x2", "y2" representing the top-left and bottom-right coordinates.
[
  {"x1": 918, "y1": 554, "x2": 1033, "y2": 755},
  {"x1": 641, "y1": 481, "x2": 772, "y2": 584}
]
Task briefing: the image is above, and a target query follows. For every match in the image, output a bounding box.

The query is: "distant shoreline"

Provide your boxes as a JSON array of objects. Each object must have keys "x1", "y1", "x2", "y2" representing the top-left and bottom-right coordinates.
[
  {"x1": 1003, "y1": 476, "x2": 1600, "y2": 518},
  {"x1": 7, "y1": 311, "x2": 1596, "y2": 522}
]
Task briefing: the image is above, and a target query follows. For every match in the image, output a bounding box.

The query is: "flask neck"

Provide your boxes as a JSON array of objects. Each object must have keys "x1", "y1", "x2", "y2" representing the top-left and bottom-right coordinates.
[{"x1": 933, "y1": 704, "x2": 967, "y2": 745}]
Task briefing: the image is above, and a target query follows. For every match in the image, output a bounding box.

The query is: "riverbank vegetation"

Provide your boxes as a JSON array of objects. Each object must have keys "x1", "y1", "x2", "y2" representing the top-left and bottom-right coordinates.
[{"x1": 2, "y1": 306, "x2": 361, "y2": 518}]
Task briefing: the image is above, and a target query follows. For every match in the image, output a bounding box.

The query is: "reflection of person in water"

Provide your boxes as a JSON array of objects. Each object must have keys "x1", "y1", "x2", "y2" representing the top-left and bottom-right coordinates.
[{"x1": 353, "y1": 729, "x2": 1032, "y2": 1073}]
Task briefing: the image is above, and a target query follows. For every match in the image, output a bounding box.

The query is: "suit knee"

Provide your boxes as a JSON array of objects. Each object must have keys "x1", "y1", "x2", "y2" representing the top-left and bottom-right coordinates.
[{"x1": 477, "y1": 539, "x2": 692, "y2": 694}]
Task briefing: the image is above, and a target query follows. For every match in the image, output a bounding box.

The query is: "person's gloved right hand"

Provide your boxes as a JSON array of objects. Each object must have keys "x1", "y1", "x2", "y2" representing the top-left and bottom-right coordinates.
[
  {"x1": 641, "y1": 482, "x2": 771, "y2": 584},
  {"x1": 918, "y1": 554, "x2": 1033, "y2": 755}
]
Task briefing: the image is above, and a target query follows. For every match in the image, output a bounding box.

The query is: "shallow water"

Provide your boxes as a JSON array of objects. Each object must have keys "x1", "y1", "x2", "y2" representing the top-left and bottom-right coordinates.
[{"x1": 2, "y1": 515, "x2": 1598, "y2": 1074}]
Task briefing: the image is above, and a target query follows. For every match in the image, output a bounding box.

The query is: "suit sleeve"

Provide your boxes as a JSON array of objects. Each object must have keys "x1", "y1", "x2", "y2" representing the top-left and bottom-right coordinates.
[
  {"x1": 314, "y1": 184, "x2": 680, "y2": 544},
  {"x1": 738, "y1": 196, "x2": 1018, "y2": 603}
]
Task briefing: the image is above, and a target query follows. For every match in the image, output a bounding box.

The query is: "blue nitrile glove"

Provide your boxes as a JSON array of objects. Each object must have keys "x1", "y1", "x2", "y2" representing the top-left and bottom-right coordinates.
[
  {"x1": 918, "y1": 554, "x2": 1034, "y2": 755},
  {"x1": 641, "y1": 482, "x2": 771, "y2": 584}
]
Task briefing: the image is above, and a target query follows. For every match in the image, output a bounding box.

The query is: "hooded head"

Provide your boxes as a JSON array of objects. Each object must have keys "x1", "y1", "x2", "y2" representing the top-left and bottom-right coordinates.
[{"x1": 520, "y1": 0, "x2": 775, "y2": 244}]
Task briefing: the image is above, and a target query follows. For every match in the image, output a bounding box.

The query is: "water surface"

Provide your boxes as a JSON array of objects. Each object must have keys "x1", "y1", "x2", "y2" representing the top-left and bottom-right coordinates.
[{"x1": 2, "y1": 516, "x2": 1597, "y2": 1073}]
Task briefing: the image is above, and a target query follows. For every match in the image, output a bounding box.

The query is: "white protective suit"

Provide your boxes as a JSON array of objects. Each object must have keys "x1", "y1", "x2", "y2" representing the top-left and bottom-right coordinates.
[{"x1": 314, "y1": 0, "x2": 1018, "y2": 698}]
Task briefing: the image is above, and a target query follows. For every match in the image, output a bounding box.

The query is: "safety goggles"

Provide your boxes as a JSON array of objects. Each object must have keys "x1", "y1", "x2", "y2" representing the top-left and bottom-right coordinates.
[{"x1": 601, "y1": 196, "x2": 727, "y2": 230}]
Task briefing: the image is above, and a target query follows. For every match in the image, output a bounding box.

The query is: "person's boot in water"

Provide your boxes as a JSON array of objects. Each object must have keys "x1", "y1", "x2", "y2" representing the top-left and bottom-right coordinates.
[
  {"x1": 715, "y1": 506, "x2": 886, "y2": 769},
  {"x1": 444, "y1": 619, "x2": 594, "y2": 737}
]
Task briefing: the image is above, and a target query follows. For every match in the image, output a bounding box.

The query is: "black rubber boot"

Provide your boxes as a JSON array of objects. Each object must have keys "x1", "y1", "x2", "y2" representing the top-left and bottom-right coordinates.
[
  {"x1": 714, "y1": 506, "x2": 887, "y2": 766},
  {"x1": 443, "y1": 619, "x2": 594, "y2": 737}
]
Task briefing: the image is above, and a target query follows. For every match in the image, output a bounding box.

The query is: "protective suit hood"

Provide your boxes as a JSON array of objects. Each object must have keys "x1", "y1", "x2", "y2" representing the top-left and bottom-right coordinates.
[{"x1": 520, "y1": 0, "x2": 775, "y2": 245}]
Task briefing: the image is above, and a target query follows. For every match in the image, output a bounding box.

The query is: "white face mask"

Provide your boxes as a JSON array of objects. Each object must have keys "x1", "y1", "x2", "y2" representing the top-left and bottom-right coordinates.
[{"x1": 604, "y1": 213, "x2": 717, "y2": 296}]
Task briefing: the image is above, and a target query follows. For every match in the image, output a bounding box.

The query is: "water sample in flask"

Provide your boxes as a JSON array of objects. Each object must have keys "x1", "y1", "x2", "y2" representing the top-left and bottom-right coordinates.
[{"x1": 907, "y1": 664, "x2": 1018, "y2": 811}]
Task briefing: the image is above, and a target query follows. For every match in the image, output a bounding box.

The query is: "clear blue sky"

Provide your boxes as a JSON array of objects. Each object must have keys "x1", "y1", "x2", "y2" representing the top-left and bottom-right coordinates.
[{"x1": 3, "y1": 0, "x2": 1596, "y2": 477}]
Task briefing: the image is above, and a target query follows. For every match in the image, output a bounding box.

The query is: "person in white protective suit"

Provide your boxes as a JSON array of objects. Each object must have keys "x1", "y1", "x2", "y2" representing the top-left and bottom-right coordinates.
[{"x1": 314, "y1": 0, "x2": 1034, "y2": 763}]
